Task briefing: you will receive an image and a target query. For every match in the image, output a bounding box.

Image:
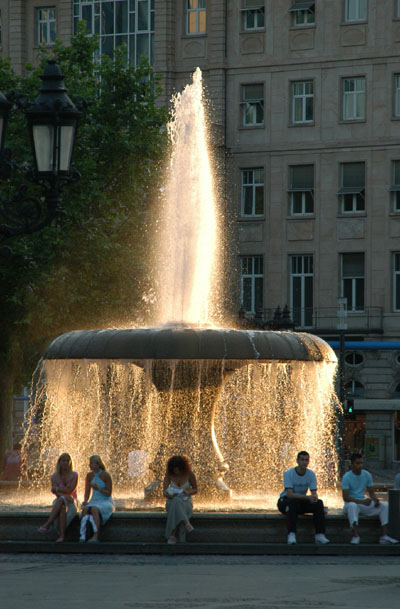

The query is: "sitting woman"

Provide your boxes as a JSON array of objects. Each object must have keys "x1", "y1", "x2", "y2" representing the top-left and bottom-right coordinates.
[
  {"x1": 37, "y1": 452, "x2": 78, "y2": 542},
  {"x1": 163, "y1": 455, "x2": 198, "y2": 544},
  {"x1": 80, "y1": 454, "x2": 115, "y2": 543}
]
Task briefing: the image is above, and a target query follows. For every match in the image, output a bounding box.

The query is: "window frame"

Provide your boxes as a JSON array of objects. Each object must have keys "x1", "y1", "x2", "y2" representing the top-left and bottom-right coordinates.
[
  {"x1": 344, "y1": 0, "x2": 367, "y2": 23},
  {"x1": 186, "y1": 0, "x2": 207, "y2": 35},
  {"x1": 288, "y1": 164, "x2": 314, "y2": 216},
  {"x1": 393, "y1": 74, "x2": 400, "y2": 118},
  {"x1": 289, "y1": 1, "x2": 315, "y2": 27},
  {"x1": 241, "y1": 83, "x2": 264, "y2": 127},
  {"x1": 393, "y1": 252, "x2": 400, "y2": 312},
  {"x1": 290, "y1": 254, "x2": 314, "y2": 328},
  {"x1": 36, "y1": 6, "x2": 57, "y2": 46},
  {"x1": 74, "y1": 0, "x2": 154, "y2": 67},
  {"x1": 341, "y1": 252, "x2": 365, "y2": 313},
  {"x1": 338, "y1": 162, "x2": 365, "y2": 214},
  {"x1": 391, "y1": 160, "x2": 400, "y2": 212},
  {"x1": 342, "y1": 76, "x2": 366, "y2": 121},
  {"x1": 241, "y1": 168, "x2": 265, "y2": 217},
  {"x1": 241, "y1": 1, "x2": 265, "y2": 31},
  {"x1": 241, "y1": 255, "x2": 264, "y2": 314},
  {"x1": 291, "y1": 80, "x2": 314, "y2": 125}
]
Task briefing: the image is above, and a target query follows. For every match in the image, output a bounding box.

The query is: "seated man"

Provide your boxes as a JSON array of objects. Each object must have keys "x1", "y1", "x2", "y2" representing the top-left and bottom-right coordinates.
[
  {"x1": 277, "y1": 450, "x2": 330, "y2": 545},
  {"x1": 342, "y1": 453, "x2": 398, "y2": 545}
]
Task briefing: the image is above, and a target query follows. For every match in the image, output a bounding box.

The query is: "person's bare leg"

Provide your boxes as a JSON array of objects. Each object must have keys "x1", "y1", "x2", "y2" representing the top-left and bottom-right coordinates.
[
  {"x1": 352, "y1": 523, "x2": 359, "y2": 538},
  {"x1": 55, "y1": 505, "x2": 67, "y2": 542},
  {"x1": 38, "y1": 498, "x2": 63, "y2": 532},
  {"x1": 88, "y1": 507, "x2": 101, "y2": 541}
]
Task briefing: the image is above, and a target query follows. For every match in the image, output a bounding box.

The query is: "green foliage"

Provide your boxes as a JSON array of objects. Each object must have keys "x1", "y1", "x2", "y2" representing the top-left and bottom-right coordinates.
[{"x1": 0, "y1": 26, "x2": 168, "y2": 387}]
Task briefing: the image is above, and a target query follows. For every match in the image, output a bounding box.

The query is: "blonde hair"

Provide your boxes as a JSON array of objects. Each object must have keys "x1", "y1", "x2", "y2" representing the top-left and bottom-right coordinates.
[
  {"x1": 90, "y1": 454, "x2": 106, "y2": 471},
  {"x1": 54, "y1": 453, "x2": 73, "y2": 481}
]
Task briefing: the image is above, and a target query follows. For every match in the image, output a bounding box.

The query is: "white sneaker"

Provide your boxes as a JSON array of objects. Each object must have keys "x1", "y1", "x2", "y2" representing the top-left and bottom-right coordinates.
[
  {"x1": 315, "y1": 533, "x2": 330, "y2": 545},
  {"x1": 287, "y1": 532, "x2": 296, "y2": 544},
  {"x1": 379, "y1": 535, "x2": 399, "y2": 544},
  {"x1": 350, "y1": 536, "x2": 360, "y2": 544}
]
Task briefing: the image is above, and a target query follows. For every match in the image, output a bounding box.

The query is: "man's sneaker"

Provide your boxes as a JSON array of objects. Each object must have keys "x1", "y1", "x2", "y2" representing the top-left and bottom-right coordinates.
[
  {"x1": 350, "y1": 536, "x2": 360, "y2": 544},
  {"x1": 379, "y1": 535, "x2": 399, "y2": 544},
  {"x1": 287, "y1": 532, "x2": 296, "y2": 544},
  {"x1": 315, "y1": 533, "x2": 330, "y2": 545}
]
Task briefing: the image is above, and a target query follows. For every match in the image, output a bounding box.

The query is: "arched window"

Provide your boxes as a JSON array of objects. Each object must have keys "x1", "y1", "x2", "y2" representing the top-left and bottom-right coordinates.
[
  {"x1": 393, "y1": 383, "x2": 400, "y2": 398},
  {"x1": 395, "y1": 354, "x2": 400, "y2": 366},
  {"x1": 345, "y1": 380, "x2": 364, "y2": 397},
  {"x1": 345, "y1": 352, "x2": 364, "y2": 367}
]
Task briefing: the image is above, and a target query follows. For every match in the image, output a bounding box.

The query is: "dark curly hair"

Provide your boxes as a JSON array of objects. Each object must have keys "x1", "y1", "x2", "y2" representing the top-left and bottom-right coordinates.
[{"x1": 166, "y1": 455, "x2": 191, "y2": 475}]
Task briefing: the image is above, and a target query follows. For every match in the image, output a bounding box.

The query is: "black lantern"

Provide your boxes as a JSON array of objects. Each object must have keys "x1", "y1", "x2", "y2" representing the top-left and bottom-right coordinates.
[
  {"x1": 0, "y1": 90, "x2": 12, "y2": 155},
  {"x1": 26, "y1": 60, "x2": 81, "y2": 179}
]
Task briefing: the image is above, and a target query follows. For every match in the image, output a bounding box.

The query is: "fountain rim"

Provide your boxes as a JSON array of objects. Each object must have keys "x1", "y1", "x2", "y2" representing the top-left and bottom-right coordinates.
[{"x1": 42, "y1": 328, "x2": 337, "y2": 363}]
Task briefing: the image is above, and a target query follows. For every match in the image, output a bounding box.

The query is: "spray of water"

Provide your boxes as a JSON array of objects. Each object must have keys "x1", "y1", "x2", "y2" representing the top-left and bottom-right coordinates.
[{"x1": 156, "y1": 68, "x2": 218, "y2": 325}]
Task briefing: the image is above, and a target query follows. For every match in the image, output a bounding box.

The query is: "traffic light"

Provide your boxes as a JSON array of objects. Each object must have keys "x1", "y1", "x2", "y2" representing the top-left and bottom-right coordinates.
[{"x1": 344, "y1": 399, "x2": 355, "y2": 417}]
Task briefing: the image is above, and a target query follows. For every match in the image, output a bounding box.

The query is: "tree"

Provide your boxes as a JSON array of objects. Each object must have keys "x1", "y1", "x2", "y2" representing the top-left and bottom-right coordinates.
[{"x1": 0, "y1": 26, "x2": 168, "y2": 467}]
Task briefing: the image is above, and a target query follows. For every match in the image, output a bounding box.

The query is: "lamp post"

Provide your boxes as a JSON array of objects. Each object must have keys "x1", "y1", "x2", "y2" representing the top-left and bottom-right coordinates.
[
  {"x1": 0, "y1": 60, "x2": 81, "y2": 239},
  {"x1": 337, "y1": 296, "x2": 348, "y2": 474}
]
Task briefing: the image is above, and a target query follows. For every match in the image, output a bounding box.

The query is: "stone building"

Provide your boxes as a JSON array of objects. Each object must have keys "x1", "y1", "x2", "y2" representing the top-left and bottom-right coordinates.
[{"x1": 2, "y1": 0, "x2": 400, "y2": 469}]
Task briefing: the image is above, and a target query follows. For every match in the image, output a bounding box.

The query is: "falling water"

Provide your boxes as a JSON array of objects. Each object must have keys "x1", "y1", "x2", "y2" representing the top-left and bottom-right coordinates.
[{"x1": 156, "y1": 68, "x2": 218, "y2": 325}]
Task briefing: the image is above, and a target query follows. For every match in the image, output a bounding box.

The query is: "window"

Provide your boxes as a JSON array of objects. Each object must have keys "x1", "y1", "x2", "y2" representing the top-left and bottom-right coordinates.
[
  {"x1": 344, "y1": 0, "x2": 367, "y2": 22},
  {"x1": 241, "y1": 256, "x2": 263, "y2": 313},
  {"x1": 242, "y1": 0, "x2": 264, "y2": 30},
  {"x1": 74, "y1": 0, "x2": 154, "y2": 66},
  {"x1": 342, "y1": 77, "x2": 365, "y2": 120},
  {"x1": 393, "y1": 253, "x2": 400, "y2": 311},
  {"x1": 391, "y1": 161, "x2": 400, "y2": 212},
  {"x1": 291, "y1": 81, "x2": 314, "y2": 124},
  {"x1": 394, "y1": 75, "x2": 400, "y2": 117},
  {"x1": 345, "y1": 352, "x2": 364, "y2": 366},
  {"x1": 289, "y1": 1, "x2": 315, "y2": 26},
  {"x1": 187, "y1": 0, "x2": 206, "y2": 34},
  {"x1": 290, "y1": 255, "x2": 313, "y2": 327},
  {"x1": 341, "y1": 253, "x2": 364, "y2": 312},
  {"x1": 241, "y1": 169, "x2": 264, "y2": 216},
  {"x1": 345, "y1": 380, "x2": 364, "y2": 397},
  {"x1": 241, "y1": 84, "x2": 264, "y2": 126},
  {"x1": 338, "y1": 162, "x2": 365, "y2": 213},
  {"x1": 397, "y1": 0, "x2": 400, "y2": 18},
  {"x1": 289, "y1": 165, "x2": 314, "y2": 215},
  {"x1": 37, "y1": 7, "x2": 56, "y2": 45}
]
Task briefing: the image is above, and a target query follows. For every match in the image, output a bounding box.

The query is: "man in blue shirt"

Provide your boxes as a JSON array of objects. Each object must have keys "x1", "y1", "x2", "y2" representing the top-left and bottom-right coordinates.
[
  {"x1": 277, "y1": 450, "x2": 330, "y2": 545},
  {"x1": 342, "y1": 453, "x2": 398, "y2": 544}
]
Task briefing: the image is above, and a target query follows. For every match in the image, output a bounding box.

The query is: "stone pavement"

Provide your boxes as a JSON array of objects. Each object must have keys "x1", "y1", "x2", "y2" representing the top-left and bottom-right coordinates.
[{"x1": 1, "y1": 553, "x2": 400, "y2": 609}]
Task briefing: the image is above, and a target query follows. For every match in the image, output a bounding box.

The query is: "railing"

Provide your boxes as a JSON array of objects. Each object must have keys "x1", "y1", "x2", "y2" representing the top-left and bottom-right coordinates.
[{"x1": 253, "y1": 307, "x2": 385, "y2": 332}]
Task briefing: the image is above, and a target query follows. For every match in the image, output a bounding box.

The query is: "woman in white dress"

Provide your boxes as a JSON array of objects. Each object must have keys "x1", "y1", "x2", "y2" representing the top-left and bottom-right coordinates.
[
  {"x1": 81, "y1": 454, "x2": 115, "y2": 543},
  {"x1": 163, "y1": 455, "x2": 198, "y2": 544}
]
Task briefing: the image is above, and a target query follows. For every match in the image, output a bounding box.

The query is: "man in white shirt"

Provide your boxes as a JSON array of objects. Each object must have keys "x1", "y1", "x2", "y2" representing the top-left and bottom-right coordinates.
[
  {"x1": 277, "y1": 450, "x2": 330, "y2": 545},
  {"x1": 342, "y1": 453, "x2": 398, "y2": 545}
]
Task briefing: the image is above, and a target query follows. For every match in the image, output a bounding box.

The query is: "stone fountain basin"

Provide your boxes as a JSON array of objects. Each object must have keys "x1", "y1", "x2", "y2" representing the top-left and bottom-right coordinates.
[{"x1": 43, "y1": 328, "x2": 337, "y2": 363}]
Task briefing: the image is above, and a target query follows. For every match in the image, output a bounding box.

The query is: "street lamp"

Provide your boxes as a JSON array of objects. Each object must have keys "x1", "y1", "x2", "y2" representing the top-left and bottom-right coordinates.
[{"x1": 0, "y1": 60, "x2": 81, "y2": 239}]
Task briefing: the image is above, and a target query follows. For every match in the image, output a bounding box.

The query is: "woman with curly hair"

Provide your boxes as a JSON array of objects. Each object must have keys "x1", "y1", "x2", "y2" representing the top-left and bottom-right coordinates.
[
  {"x1": 37, "y1": 452, "x2": 78, "y2": 542},
  {"x1": 163, "y1": 455, "x2": 198, "y2": 544}
]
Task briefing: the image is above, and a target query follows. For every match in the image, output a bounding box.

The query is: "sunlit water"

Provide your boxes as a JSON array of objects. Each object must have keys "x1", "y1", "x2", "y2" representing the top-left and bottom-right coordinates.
[
  {"x1": 156, "y1": 67, "x2": 218, "y2": 325},
  {"x1": 10, "y1": 69, "x2": 342, "y2": 512}
]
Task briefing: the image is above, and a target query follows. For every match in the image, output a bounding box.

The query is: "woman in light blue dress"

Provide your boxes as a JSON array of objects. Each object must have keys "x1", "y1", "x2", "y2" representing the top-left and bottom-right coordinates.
[
  {"x1": 81, "y1": 454, "x2": 115, "y2": 542},
  {"x1": 163, "y1": 455, "x2": 198, "y2": 544}
]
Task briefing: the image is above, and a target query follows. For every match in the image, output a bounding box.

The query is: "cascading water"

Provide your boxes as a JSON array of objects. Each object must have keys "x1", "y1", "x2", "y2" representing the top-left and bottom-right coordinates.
[{"x1": 13, "y1": 68, "x2": 341, "y2": 510}]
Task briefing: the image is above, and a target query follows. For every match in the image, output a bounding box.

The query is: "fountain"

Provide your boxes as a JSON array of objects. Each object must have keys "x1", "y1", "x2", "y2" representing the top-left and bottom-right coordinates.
[{"x1": 20, "y1": 69, "x2": 339, "y2": 506}]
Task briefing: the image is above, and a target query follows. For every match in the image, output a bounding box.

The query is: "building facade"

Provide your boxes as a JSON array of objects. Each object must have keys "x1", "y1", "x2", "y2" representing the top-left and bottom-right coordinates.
[{"x1": 2, "y1": 0, "x2": 400, "y2": 469}]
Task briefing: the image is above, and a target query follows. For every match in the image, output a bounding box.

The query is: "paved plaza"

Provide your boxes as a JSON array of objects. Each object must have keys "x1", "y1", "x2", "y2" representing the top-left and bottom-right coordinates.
[{"x1": 1, "y1": 553, "x2": 400, "y2": 609}]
